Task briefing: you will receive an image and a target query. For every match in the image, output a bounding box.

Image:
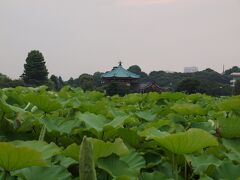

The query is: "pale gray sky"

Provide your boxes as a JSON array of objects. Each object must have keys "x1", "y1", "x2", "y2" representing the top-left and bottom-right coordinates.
[{"x1": 0, "y1": 0, "x2": 240, "y2": 80}]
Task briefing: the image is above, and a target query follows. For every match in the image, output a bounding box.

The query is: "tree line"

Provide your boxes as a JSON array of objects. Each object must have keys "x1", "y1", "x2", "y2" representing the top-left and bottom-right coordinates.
[{"x1": 1, "y1": 50, "x2": 240, "y2": 96}]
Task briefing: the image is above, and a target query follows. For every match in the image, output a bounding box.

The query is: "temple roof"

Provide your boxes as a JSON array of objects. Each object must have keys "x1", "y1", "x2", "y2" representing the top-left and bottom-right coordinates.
[{"x1": 102, "y1": 62, "x2": 140, "y2": 79}]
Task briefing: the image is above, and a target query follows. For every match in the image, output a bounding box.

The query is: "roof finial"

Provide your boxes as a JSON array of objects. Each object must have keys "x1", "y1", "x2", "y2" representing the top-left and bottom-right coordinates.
[{"x1": 118, "y1": 61, "x2": 122, "y2": 66}]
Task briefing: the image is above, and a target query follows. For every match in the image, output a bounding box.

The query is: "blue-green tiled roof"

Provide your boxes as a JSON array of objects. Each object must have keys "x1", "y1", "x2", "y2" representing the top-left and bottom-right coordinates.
[{"x1": 102, "y1": 64, "x2": 140, "y2": 79}]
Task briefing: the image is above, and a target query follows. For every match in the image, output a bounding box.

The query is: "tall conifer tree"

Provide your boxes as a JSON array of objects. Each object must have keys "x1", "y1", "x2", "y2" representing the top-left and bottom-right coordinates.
[{"x1": 22, "y1": 50, "x2": 48, "y2": 86}]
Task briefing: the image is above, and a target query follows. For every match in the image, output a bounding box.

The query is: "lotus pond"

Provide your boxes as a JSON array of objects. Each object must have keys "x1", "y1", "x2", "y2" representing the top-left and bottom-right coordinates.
[{"x1": 0, "y1": 86, "x2": 240, "y2": 180}]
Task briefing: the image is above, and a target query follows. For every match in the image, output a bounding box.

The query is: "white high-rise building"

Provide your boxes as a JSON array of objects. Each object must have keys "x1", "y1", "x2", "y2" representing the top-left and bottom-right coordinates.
[{"x1": 184, "y1": 67, "x2": 198, "y2": 73}]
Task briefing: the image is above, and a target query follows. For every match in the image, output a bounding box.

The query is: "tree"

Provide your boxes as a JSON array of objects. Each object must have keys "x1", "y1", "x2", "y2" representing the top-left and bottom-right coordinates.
[
  {"x1": 50, "y1": 75, "x2": 64, "y2": 91},
  {"x1": 105, "y1": 82, "x2": 130, "y2": 96},
  {"x1": 148, "y1": 68, "x2": 231, "y2": 89},
  {"x1": 224, "y1": 66, "x2": 240, "y2": 75},
  {"x1": 176, "y1": 79, "x2": 202, "y2": 94},
  {"x1": 21, "y1": 50, "x2": 49, "y2": 86},
  {"x1": 78, "y1": 74, "x2": 94, "y2": 91},
  {"x1": 0, "y1": 73, "x2": 24, "y2": 88},
  {"x1": 128, "y1": 65, "x2": 142, "y2": 75},
  {"x1": 128, "y1": 65, "x2": 150, "y2": 83},
  {"x1": 176, "y1": 78, "x2": 231, "y2": 96},
  {"x1": 66, "y1": 77, "x2": 74, "y2": 87},
  {"x1": 93, "y1": 72, "x2": 103, "y2": 87}
]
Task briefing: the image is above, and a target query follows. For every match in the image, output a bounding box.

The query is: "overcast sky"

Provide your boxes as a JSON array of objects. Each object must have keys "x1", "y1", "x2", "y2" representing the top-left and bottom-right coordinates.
[{"x1": 0, "y1": 0, "x2": 240, "y2": 80}]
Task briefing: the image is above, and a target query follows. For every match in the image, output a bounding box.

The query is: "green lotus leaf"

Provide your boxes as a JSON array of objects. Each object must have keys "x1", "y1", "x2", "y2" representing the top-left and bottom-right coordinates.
[
  {"x1": 145, "y1": 92, "x2": 161, "y2": 103},
  {"x1": 138, "y1": 128, "x2": 169, "y2": 140},
  {"x1": 123, "y1": 116, "x2": 141, "y2": 127},
  {"x1": 120, "y1": 151, "x2": 146, "y2": 173},
  {"x1": 41, "y1": 116, "x2": 80, "y2": 135},
  {"x1": 143, "y1": 119, "x2": 171, "y2": 130},
  {"x1": 96, "y1": 150, "x2": 144, "y2": 178},
  {"x1": 115, "y1": 176, "x2": 135, "y2": 180},
  {"x1": 11, "y1": 141, "x2": 61, "y2": 160},
  {"x1": 57, "y1": 156, "x2": 78, "y2": 168},
  {"x1": 154, "y1": 128, "x2": 218, "y2": 154},
  {"x1": 62, "y1": 143, "x2": 79, "y2": 161},
  {"x1": 16, "y1": 112, "x2": 35, "y2": 132},
  {"x1": 187, "y1": 93, "x2": 212, "y2": 103},
  {"x1": 24, "y1": 93, "x2": 62, "y2": 113},
  {"x1": 105, "y1": 115, "x2": 129, "y2": 128},
  {"x1": 14, "y1": 165, "x2": 71, "y2": 180},
  {"x1": 185, "y1": 154, "x2": 222, "y2": 174},
  {"x1": 116, "y1": 128, "x2": 141, "y2": 148},
  {"x1": 222, "y1": 138, "x2": 240, "y2": 161},
  {"x1": 122, "y1": 94, "x2": 143, "y2": 105},
  {"x1": 89, "y1": 138, "x2": 129, "y2": 161},
  {"x1": 76, "y1": 112, "x2": 108, "y2": 132},
  {"x1": 136, "y1": 111, "x2": 157, "y2": 122},
  {"x1": 78, "y1": 100, "x2": 110, "y2": 117},
  {"x1": 218, "y1": 117, "x2": 240, "y2": 138},
  {"x1": 4, "y1": 90, "x2": 25, "y2": 107},
  {"x1": 213, "y1": 160, "x2": 240, "y2": 180},
  {"x1": 86, "y1": 91, "x2": 105, "y2": 101},
  {"x1": 140, "y1": 172, "x2": 169, "y2": 180},
  {"x1": 199, "y1": 175, "x2": 214, "y2": 180},
  {"x1": 159, "y1": 92, "x2": 187, "y2": 101},
  {"x1": 218, "y1": 97, "x2": 240, "y2": 112},
  {"x1": 98, "y1": 155, "x2": 137, "y2": 178},
  {"x1": 0, "y1": 142, "x2": 46, "y2": 171},
  {"x1": 0, "y1": 92, "x2": 25, "y2": 114},
  {"x1": 171, "y1": 103, "x2": 206, "y2": 116},
  {"x1": 63, "y1": 138, "x2": 129, "y2": 162},
  {"x1": 190, "y1": 121, "x2": 216, "y2": 134}
]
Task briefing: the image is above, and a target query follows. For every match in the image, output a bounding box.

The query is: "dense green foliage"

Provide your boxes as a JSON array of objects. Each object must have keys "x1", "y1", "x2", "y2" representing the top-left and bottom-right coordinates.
[
  {"x1": 224, "y1": 66, "x2": 240, "y2": 75},
  {"x1": 0, "y1": 86, "x2": 240, "y2": 179},
  {"x1": 149, "y1": 68, "x2": 231, "y2": 89},
  {"x1": 106, "y1": 82, "x2": 131, "y2": 96},
  {"x1": 21, "y1": 50, "x2": 49, "y2": 86},
  {"x1": 50, "y1": 75, "x2": 65, "y2": 91},
  {"x1": 1, "y1": 64, "x2": 238, "y2": 97},
  {"x1": 0, "y1": 73, "x2": 24, "y2": 88},
  {"x1": 176, "y1": 78, "x2": 231, "y2": 96}
]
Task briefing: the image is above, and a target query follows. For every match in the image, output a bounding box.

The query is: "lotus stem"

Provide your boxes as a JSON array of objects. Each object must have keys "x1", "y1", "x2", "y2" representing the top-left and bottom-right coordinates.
[
  {"x1": 172, "y1": 153, "x2": 178, "y2": 180},
  {"x1": 2, "y1": 170, "x2": 10, "y2": 180},
  {"x1": 184, "y1": 160, "x2": 187, "y2": 180},
  {"x1": 38, "y1": 124, "x2": 46, "y2": 141},
  {"x1": 39, "y1": 113, "x2": 47, "y2": 141}
]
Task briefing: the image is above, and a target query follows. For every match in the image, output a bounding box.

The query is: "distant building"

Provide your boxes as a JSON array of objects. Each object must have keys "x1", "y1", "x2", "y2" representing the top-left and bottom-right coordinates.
[
  {"x1": 230, "y1": 73, "x2": 240, "y2": 87},
  {"x1": 184, "y1": 67, "x2": 198, "y2": 73},
  {"x1": 134, "y1": 81, "x2": 163, "y2": 93},
  {"x1": 101, "y1": 62, "x2": 140, "y2": 86},
  {"x1": 102, "y1": 62, "x2": 163, "y2": 93}
]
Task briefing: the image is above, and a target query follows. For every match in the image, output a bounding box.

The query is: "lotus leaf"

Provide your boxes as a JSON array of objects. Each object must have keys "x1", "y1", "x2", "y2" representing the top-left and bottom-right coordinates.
[
  {"x1": 63, "y1": 138, "x2": 128, "y2": 162},
  {"x1": 154, "y1": 128, "x2": 218, "y2": 154},
  {"x1": 98, "y1": 155, "x2": 137, "y2": 178},
  {"x1": 185, "y1": 154, "x2": 222, "y2": 174},
  {"x1": 213, "y1": 160, "x2": 240, "y2": 180},
  {"x1": 218, "y1": 117, "x2": 240, "y2": 138},
  {"x1": 14, "y1": 165, "x2": 71, "y2": 180},
  {"x1": 76, "y1": 112, "x2": 108, "y2": 132},
  {"x1": 0, "y1": 142, "x2": 46, "y2": 171},
  {"x1": 24, "y1": 93, "x2": 62, "y2": 113},
  {"x1": 11, "y1": 141, "x2": 61, "y2": 160}
]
